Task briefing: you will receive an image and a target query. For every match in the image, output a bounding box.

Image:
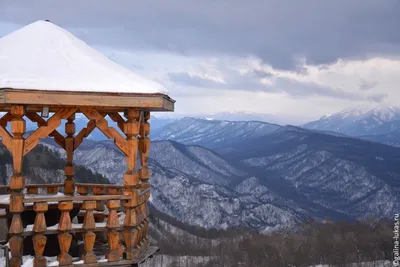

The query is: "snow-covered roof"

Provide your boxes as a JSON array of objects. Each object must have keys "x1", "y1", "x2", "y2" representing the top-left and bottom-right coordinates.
[{"x1": 0, "y1": 20, "x2": 167, "y2": 95}]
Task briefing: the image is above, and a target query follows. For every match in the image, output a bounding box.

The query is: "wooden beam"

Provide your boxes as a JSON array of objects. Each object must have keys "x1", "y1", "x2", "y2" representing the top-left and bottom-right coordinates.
[
  {"x1": 81, "y1": 108, "x2": 128, "y2": 156},
  {"x1": 25, "y1": 112, "x2": 66, "y2": 149},
  {"x1": 107, "y1": 112, "x2": 126, "y2": 132},
  {"x1": 73, "y1": 119, "x2": 96, "y2": 151},
  {"x1": 23, "y1": 194, "x2": 130, "y2": 203},
  {"x1": 0, "y1": 124, "x2": 12, "y2": 152},
  {"x1": 24, "y1": 108, "x2": 76, "y2": 155},
  {"x1": 0, "y1": 112, "x2": 14, "y2": 127},
  {"x1": 1, "y1": 89, "x2": 175, "y2": 111}
]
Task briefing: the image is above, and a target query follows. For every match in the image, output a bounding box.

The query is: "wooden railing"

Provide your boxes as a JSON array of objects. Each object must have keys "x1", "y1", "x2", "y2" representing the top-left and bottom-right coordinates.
[{"x1": 0, "y1": 183, "x2": 151, "y2": 266}]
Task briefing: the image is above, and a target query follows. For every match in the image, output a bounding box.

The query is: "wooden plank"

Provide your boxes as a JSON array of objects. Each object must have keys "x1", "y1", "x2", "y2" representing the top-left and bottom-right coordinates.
[
  {"x1": 23, "y1": 194, "x2": 131, "y2": 203},
  {"x1": 25, "y1": 183, "x2": 64, "y2": 188},
  {"x1": 75, "y1": 183, "x2": 123, "y2": 189},
  {"x1": 23, "y1": 225, "x2": 125, "y2": 236},
  {"x1": 2, "y1": 89, "x2": 175, "y2": 111},
  {"x1": 0, "y1": 124, "x2": 12, "y2": 152}
]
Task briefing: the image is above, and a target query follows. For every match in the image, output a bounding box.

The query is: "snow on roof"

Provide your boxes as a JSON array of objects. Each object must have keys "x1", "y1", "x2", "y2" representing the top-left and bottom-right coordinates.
[{"x1": 0, "y1": 20, "x2": 167, "y2": 95}]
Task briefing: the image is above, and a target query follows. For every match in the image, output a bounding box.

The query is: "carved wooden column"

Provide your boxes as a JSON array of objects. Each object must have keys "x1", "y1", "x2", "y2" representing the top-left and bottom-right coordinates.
[
  {"x1": 139, "y1": 111, "x2": 151, "y2": 248},
  {"x1": 33, "y1": 202, "x2": 48, "y2": 267},
  {"x1": 139, "y1": 111, "x2": 151, "y2": 185},
  {"x1": 9, "y1": 105, "x2": 26, "y2": 267},
  {"x1": 106, "y1": 199, "x2": 121, "y2": 262},
  {"x1": 123, "y1": 109, "x2": 140, "y2": 260},
  {"x1": 82, "y1": 200, "x2": 96, "y2": 264},
  {"x1": 64, "y1": 114, "x2": 75, "y2": 195},
  {"x1": 57, "y1": 201, "x2": 73, "y2": 265}
]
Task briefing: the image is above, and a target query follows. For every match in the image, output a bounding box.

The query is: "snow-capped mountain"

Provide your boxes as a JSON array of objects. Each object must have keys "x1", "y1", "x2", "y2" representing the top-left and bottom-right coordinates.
[
  {"x1": 151, "y1": 117, "x2": 281, "y2": 149},
  {"x1": 42, "y1": 129, "x2": 400, "y2": 231},
  {"x1": 303, "y1": 105, "x2": 400, "y2": 136},
  {"x1": 195, "y1": 111, "x2": 281, "y2": 124}
]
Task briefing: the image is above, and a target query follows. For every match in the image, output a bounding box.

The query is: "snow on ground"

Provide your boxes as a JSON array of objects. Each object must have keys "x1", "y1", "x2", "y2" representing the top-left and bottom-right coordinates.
[{"x1": 310, "y1": 261, "x2": 392, "y2": 267}]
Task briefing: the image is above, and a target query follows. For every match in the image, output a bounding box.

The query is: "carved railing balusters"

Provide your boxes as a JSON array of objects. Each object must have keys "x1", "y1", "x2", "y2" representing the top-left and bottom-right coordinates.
[
  {"x1": 0, "y1": 107, "x2": 156, "y2": 266},
  {"x1": 46, "y1": 186, "x2": 58, "y2": 194},
  {"x1": 82, "y1": 200, "x2": 96, "y2": 263},
  {"x1": 106, "y1": 199, "x2": 121, "y2": 262},
  {"x1": 27, "y1": 187, "x2": 39, "y2": 195},
  {"x1": 33, "y1": 202, "x2": 48, "y2": 267},
  {"x1": 57, "y1": 201, "x2": 73, "y2": 266}
]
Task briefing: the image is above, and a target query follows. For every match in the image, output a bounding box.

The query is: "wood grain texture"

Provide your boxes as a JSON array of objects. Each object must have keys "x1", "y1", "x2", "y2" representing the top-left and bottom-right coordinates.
[
  {"x1": 9, "y1": 106, "x2": 26, "y2": 267},
  {"x1": 57, "y1": 232, "x2": 73, "y2": 265},
  {"x1": 1, "y1": 89, "x2": 175, "y2": 111},
  {"x1": 139, "y1": 111, "x2": 151, "y2": 183},
  {"x1": 83, "y1": 231, "x2": 97, "y2": 264},
  {"x1": 24, "y1": 108, "x2": 77, "y2": 155},
  {"x1": 64, "y1": 115, "x2": 75, "y2": 195},
  {"x1": 9, "y1": 235, "x2": 23, "y2": 267},
  {"x1": 25, "y1": 112, "x2": 66, "y2": 149},
  {"x1": 33, "y1": 234, "x2": 47, "y2": 267},
  {"x1": 74, "y1": 119, "x2": 96, "y2": 150},
  {"x1": 81, "y1": 108, "x2": 128, "y2": 155}
]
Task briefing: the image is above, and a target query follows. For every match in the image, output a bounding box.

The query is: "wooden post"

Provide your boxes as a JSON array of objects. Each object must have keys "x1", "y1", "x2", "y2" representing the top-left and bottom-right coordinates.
[
  {"x1": 57, "y1": 201, "x2": 73, "y2": 265},
  {"x1": 139, "y1": 111, "x2": 151, "y2": 248},
  {"x1": 64, "y1": 114, "x2": 75, "y2": 195},
  {"x1": 123, "y1": 109, "x2": 140, "y2": 260},
  {"x1": 139, "y1": 111, "x2": 151, "y2": 185},
  {"x1": 33, "y1": 202, "x2": 48, "y2": 267},
  {"x1": 82, "y1": 200, "x2": 96, "y2": 264},
  {"x1": 9, "y1": 105, "x2": 26, "y2": 267}
]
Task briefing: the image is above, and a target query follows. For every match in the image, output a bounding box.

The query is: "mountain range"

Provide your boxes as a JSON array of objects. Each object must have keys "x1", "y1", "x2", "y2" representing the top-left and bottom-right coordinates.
[
  {"x1": 1, "y1": 104, "x2": 399, "y2": 234},
  {"x1": 39, "y1": 116, "x2": 399, "y2": 232},
  {"x1": 303, "y1": 105, "x2": 400, "y2": 135},
  {"x1": 151, "y1": 117, "x2": 281, "y2": 149}
]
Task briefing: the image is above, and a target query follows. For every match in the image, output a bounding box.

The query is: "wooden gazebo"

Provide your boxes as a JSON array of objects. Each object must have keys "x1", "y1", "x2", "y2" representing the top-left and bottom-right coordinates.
[{"x1": 0, "y1": 21, "x2": 174, "y2": 266}]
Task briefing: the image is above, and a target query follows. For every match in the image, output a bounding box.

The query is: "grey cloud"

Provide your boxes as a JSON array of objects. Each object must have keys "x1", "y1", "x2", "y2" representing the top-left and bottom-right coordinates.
[
  {"x1": 168, "y1": 70, "x2": 369, "y2": 101},
  {"x1": 367, "y1": 93, "x2": 387, "y2": 102},
  {"x1": 168, "y1": 72, "x2": 225, "y2": 88},
  {"x1": 359, "y1": 80, "x2": 378, "y2": 91},
  {"x1": 1, "y1": 0, "x2": 400, "y2": 70}
]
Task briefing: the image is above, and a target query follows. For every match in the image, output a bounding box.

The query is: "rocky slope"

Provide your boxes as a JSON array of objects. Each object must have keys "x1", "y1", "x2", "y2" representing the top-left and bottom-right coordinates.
[
  {"x1": 42, "y1": 138, "x2": 305, "y2": 232},
  {"x1": 224, "y1": 126, "x2": 400, "y2": 220}
]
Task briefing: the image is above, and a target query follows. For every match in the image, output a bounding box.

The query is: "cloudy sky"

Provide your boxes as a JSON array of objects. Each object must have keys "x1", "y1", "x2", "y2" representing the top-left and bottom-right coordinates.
[{"x1": 1, "y1": 1, "x2": 400, "y2": 124}]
